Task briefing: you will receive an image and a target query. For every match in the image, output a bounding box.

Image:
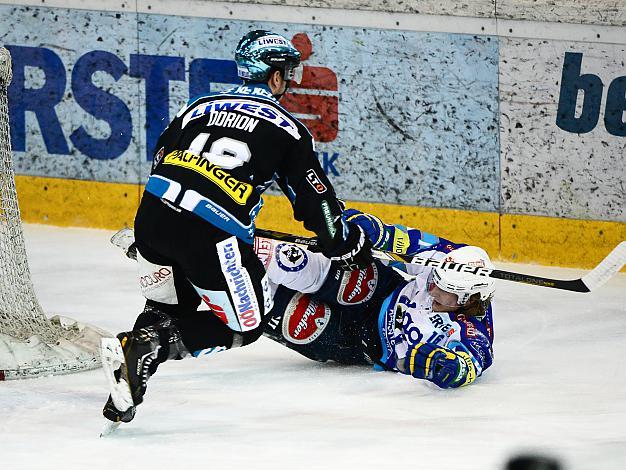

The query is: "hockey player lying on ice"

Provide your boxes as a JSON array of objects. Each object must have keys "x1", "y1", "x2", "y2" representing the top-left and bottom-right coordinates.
[
  {"x1": 258, "y1": 209, "x2": 495, "y2": 390},
  {"x1": 110, "y1": 208, "x2": 494, "y2": 424}
]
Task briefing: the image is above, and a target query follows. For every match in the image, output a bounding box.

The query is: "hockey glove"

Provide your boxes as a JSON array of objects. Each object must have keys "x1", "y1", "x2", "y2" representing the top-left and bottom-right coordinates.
[
  {"x1": 343, "y1": 209, "x2": 389, "y2": 250},
  {"x1": 399, "y1": 342, "x2": 477, "y2": 389},
  {"x1": 325, "y1": 224, "x2": 373, "y2": 271}
]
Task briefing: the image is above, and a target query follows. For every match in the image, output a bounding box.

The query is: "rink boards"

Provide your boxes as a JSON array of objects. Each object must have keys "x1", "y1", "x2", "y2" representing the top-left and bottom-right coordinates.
[{"x1": 2, "y1": 1, "x2": 625, "y2": 268}]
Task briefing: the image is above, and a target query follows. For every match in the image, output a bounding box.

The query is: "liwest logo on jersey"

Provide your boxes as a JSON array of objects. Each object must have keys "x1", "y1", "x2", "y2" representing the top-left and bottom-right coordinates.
[
  {"x1": 217, "y1": 237, "x2": 261, "y2": 331},
  {"x1": 163, "y1": 150, "x2": 252, "y2": 204},
  {"x1": 182, "y1": 99, "x2": 301, "y2": 139}
]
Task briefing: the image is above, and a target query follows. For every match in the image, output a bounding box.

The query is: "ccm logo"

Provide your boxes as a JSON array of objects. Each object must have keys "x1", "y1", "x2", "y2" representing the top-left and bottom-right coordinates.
[{"x1": 140, "y1": 267, "x2": 172, "y2": 287}]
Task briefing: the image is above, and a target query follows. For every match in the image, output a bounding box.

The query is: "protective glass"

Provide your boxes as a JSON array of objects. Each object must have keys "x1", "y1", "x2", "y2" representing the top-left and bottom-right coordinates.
[{"x1": 284, "y1": 63, "x2": 303, "y2": 84}]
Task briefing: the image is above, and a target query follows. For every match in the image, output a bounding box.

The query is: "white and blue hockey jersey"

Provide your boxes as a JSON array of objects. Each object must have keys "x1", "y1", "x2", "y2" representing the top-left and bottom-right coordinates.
[
  {"x1": 343, "y1": 209, "x2": 495, "y2": 380},
  {"x1": 376, "y1": 258, "x2": 494, "y2": 378}
]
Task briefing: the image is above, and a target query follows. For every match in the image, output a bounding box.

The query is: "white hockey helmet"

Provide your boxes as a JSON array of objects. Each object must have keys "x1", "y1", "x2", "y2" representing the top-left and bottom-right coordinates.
[{"x1": 431, "y1": 246, "x2": 495, "y2": 305}]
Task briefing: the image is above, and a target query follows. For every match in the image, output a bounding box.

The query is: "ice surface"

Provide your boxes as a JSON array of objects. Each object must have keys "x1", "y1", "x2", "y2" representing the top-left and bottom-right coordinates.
[{"x1": 2, "y1": 224, "x2": 625, "y2": 470}]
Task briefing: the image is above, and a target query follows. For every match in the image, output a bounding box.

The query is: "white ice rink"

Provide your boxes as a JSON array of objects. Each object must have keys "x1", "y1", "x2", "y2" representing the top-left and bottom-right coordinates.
[{"x1": 2, "y1": 224, "x2": 626, "y2": 470}]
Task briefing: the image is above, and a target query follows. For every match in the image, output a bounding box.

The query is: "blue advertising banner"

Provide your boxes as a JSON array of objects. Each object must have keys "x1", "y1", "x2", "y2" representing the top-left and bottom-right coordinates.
[{"x1": 3, "y1": 4, "x2": 500, "y2": 211}]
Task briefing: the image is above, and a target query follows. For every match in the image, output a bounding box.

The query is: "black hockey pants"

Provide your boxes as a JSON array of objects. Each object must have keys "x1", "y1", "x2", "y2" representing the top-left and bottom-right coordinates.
[{"x1": 132, "y1": 193, "x2": 268, "y2": 355}]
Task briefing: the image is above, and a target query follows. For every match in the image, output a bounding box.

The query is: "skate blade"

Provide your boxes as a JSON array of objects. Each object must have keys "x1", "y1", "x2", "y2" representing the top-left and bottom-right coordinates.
[
  {"x1": 100, "y1": 420, "x2": 121, "y2": 437},
  {"x1": 100, "y1": 338, "x2": 134, "y2": 413}
]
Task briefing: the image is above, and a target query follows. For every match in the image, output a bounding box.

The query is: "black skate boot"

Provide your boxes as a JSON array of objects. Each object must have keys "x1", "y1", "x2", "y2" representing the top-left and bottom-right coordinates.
[
  {"x1": 102, "y1": 394, "x2": 136, "y2": 423},
  {"x1": 100, "y1": 329, "x2": 160, "y2": 418},
  {"x1": 100, "y1": 325, "x2": 189, "y2": 425}
]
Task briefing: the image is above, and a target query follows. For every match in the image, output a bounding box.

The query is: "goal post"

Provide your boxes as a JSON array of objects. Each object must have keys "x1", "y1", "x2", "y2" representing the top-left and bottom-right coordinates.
[{"x1": 0, "y1": 46, "x2": 110, "y2": 380}]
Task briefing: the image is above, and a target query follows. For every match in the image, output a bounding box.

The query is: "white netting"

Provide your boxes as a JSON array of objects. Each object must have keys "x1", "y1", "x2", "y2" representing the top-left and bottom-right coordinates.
[{"x1": 0, "y1": 47, "x2": 109, "y2": 380}]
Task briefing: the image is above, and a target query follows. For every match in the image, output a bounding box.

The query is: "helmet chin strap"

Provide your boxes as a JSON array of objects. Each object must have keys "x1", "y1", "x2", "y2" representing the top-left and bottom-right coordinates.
[{"x1": 272, "y1": 80, "x2": 291, "y2": 100}]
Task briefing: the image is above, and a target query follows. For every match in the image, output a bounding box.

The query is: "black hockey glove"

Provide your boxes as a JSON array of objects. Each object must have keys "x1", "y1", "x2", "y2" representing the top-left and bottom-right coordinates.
[{"x1": 325, "y1": 224, "x2": 373, "y2": 271}]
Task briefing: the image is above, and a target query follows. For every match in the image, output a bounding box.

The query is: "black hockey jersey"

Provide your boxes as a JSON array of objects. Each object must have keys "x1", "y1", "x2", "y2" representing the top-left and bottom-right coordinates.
[{"x1": 144, "y1": 84, "x2": 345, "y2": 249}]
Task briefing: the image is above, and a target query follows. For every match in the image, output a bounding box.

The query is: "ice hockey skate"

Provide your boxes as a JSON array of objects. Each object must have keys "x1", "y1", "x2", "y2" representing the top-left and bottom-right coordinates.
[{"x1": 100, "y1": 329, "x2": 161, "y2": 431}]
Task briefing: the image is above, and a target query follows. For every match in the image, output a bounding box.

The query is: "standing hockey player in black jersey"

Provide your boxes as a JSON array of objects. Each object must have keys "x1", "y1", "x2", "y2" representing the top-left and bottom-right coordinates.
[{"x1": 100, "y1": 30, "x2": 372, "y2": 427}]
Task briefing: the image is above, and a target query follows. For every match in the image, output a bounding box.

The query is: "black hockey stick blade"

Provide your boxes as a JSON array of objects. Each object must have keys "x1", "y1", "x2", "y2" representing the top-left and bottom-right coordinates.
[
  {"x1": 255, "y1": 228, "x2": 319, "y2": 248},
  {"x1": 255, "y1": 229, "x2": 626, "y2": 293}
]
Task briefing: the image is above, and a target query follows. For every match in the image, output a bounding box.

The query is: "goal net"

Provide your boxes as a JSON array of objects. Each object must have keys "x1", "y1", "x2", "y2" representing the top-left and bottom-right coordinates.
[{"x1": 0, "y1": 47, "x2": 109, "y2": 380}]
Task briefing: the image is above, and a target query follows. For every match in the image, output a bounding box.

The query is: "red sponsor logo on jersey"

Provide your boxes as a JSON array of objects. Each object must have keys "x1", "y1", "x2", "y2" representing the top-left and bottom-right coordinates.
[
  {"x1": 456, "y1": 313, "x2": 478, "y2": 338},
  {"x1": 154, "y1": 146, "x2": 165, "y2": 165},
  {"x1": 254, "y1": 237, "x2": 274, "y2": 270},
  {"x1": 485, "y1": 319, "x2": 494, "y2": 340},
  {"x1": 337, "y1": 263, "x2": 378, "y2": 305},
  {"x1": 282, "y1": 33, "x2": 339, "y2": 143},
  {"x1": 445, "y1": 255, "x2": 485, "y2": 268},
  {"x1": 202, "y1": 294, "x2": 229, "y2": 325},
  {"x1": 282, "y1": 293, "x2": 331, "y2": 344}
]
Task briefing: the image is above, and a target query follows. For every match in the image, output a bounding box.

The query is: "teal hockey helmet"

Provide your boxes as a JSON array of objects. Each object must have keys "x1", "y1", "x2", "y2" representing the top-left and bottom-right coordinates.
[{"x1": 235, "y1": 30, "x2": 302, "y2": 83}]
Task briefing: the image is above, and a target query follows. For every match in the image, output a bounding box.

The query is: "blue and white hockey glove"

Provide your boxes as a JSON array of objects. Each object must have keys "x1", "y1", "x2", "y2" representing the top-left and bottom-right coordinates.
[
  {"x1": 343, "y1": 209, "x2": 389, "y2": 250},
  {"x1": 399, "y1": 342, "x2": 477, "y2": 389}
]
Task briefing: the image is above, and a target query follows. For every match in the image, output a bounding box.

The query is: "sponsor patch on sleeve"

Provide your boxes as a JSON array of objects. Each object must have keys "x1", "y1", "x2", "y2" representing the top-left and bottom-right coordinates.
[
  {"x1": 153, "y1": 146, "x2": 165, "y2": 168},
  {"x1": 305, "y1": 169, "x2": 327, "y2": 194},
  {"x1": 254, "y1": 237, "x2": 275, "y2": 270},
  {"x1": 275, "y1": 243, "x2": 309, "y2": 272}
]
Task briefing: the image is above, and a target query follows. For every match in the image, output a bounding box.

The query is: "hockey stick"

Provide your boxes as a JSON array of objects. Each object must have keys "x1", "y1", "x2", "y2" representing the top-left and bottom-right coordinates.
[{"x1": 255, "y1": 228, "x2": 626, "y2": 293}]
